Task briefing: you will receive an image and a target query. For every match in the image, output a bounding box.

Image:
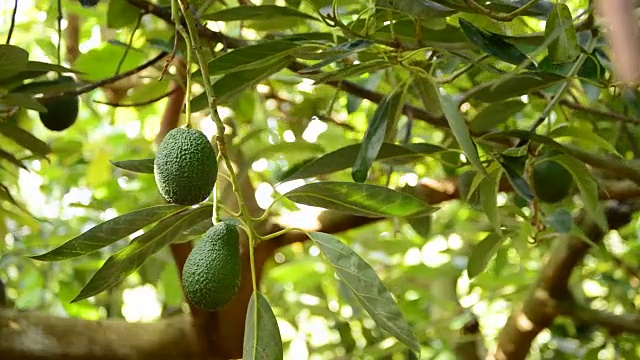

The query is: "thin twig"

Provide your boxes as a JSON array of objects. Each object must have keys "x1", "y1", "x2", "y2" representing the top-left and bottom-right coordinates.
[
  {"x1": 5, "y1": 0, "x2": 18, "y2": 45},
  {"x1": 93, "y1": 87, "x2": 178, "y2": 107}
]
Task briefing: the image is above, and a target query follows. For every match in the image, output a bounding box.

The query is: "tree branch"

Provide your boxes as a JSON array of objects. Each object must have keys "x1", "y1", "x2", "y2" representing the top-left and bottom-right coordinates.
[
  {"x1": 490, "y1": 203, "x2": 634, "y2": 360},
  {"x1": 557, "y1": 297, "x2": 640, "y2": 334}
]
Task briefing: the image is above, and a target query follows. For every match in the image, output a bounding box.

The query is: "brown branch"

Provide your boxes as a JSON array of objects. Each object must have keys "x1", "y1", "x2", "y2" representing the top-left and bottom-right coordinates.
[
  {"x1": 94, "y1": 87, "x2": 178, "y2": 108},
  {"x1": 557, "y1": 298, "x2": 640, "y2": 334},
  {"x1": 490, "y1": 204, "x2": 634, "y2": 360}
]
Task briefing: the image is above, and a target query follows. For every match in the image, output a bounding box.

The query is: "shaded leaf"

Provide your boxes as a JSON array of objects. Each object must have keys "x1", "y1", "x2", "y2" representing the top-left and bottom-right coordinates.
[
  {"x1": 284, "y1": 181, "x2": 438, "y2": 218},
  {"x1": 243, "y1": 292, "x2": 284, "y2": 360},
  {"x1": 32, "y1": 205, "x2": 188, "y2": 261},
  {"x1": 26, "y1": 61, "x2": 79, "y2": 74},
  {"x1": 545, "y1": 4, "x2": 580, "y2": 64},
  {"x1": 353, "y1": 81, "x2": 410, "y2": 182},
  {"x1": 471, "y1": 100, "x2": 526, "y2": 132},
  {"x1": 497, "y1": 154, "x2": 533, "y2": 203},
  {"x1": 413, "y1": 74, "x2": 443, "y2": 118},
  {"x1": 0, "y1": 45, "x2": 29, "y2": 81},
  {"x1": 296, "y1": 39, "x2": 373, "y2": 73},
  {"x1": 544, "y1": 208, "x2": 573, "y2": 233},
  {"x1": 0, "y1": 93, "x2": 47, "y2": 112},
  {"x1": 467, "y1": 232, "x2": 505, "y2": 279},
  {"x1": 479, "y1": 166, "x2": 503, "y2": 235},
  {"x1": 313, "y1": 60, "x2": 390, "y2": 84},
  {"x1": 549, "y1": 125, "x2": 621, "y2": 157},
  {"x1": 110, "y1": 158, "x2": 155, "y2": 174},
  {"x1": 0, "y1": 148, "x2": 27, "y2": 170},
  {"x1": 459, "y1": 19, "x2": 532, "y2": 67},
  {"x1": 437, "y1": 87, "x2": 487, "y2": 176},
  {"x1": 280, "y1": 142, "x2": 444, "y2": 182},
  {"x1": 471, "y1": 72, "x2": 564, "y2": 103},
  {"x1": 107, "y1": 0, "x2": 140, "y2": 29},
  {"x1": 0, "y1": 123, "x2": 51, "y2": 157},
  {"x1": 203, "y1": 5, "x2": 319, "y2": 22},
  {"x1": 407, "y1": 215, "x2": 432, "y2": 239},
  {"x1": 72, "y1": 205, "x2": 213, "y2": 302},
  {"x1": 309, "y1": 232, "x2": 420, "y2": 353},
  {"x1": 191, "y1": 57, "x2": 292, "y2": 112},
  {"x1": 193, "y1": 41, "x2": 303, "y2": 79},
  {"x1": 550, "y1": 155, "x2": 608, "y2": 231},
  {"x1": 376, "y1": 0, "x2": 457, "y2": 18}
]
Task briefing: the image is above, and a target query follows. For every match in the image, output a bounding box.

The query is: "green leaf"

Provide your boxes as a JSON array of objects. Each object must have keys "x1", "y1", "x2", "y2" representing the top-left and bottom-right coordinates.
[
  {"x1": 297, "y1": 40, "x2": 374, "y2": 74},
  {"x1": 0, "y1": 45, "x2": 29, "y2": 81},
  {"x1": 31, "y1": 205, "x2": 187, "y2": 261},
  {"x1": 551, "y1": 154, "x2": 608, "y2": 231},
  {"x1": 471, "y1": 72, "x2": 564, "y2": 103},
  {"x1": 71, "y1": 205, "x2": 212, "y2": 302},
  {"x1": 242, "y1": 292, "x2": 284, "y2": 360},
  {"x1": 309, "y1": 232, "x2": 420, "y2": 353},
  {"x1": 407, "y1": 215, "x2": 432, "y2": 239},
  {"x1": 545, "y1": 4, "x2": 580, "y2": 64},
  {"x1": 313, "y1": 59, "x2": 390, "y2": 84},
  {"x1": 497, "y1": 154, "x2": 533, "y2": 203},
  {"x1": 479, "y1": 166, "x2": 503, "y2": 235},
  {"x1": 353, "y1": 81, "x2": 410, "y2": 183},
  {"x1": 0, "y1": 123, "x2": 51, "y2": 157},
  {"x1": 110, "y1": 158, "x2": 155, "y2": 174},
  {"x1": 437, "y1": 87, "x2": 487, "y2": 176},
  {"x1": 549, "y1": 125, "x2": 621, "y2": 157},
  {"x1": 284, "y1": 181, "x2": 438, "y2": 218},
  {"x1": 280, "y1": 142, "x2": 444, "y2": 182},
  {"x1": 191, "y1": 57, "x2": 292, "y2": 112},
  {"x1": 413, "y1": 74, "x2": 443, "y2": 118},
  {"x1": 458, "y1": 19, "x2": 532, "y2": 67},
  {"x1": 0, "y1": 148, "x2": 27, "y2": 170},
  {"x1": 193, "y1": 41, "x2": 303, "y2": 79},
  {"x1": 107, "y1": 0, "x2": 140, "y2": 29},
  {"x1": 25, "y1": 61, "x2": 79, "y2": 74},
  {"x1": 246, "y1": 142, "x2": 324, "y2": 164},
  {"x1": 544, "y1": 208, "x2": 573, "y2": 233},
  {"x1": 203, "y1": 5, "x2": 319, "y2": 22},
  {"x1": 377, "y1": 0, "x2": 457, "y2": 18},
  {"x1": 471, "y1": 100, "x2": 526, "y2": 132},
  {"x1": 467, "y1": 232, "x2": 505, "y2": 279},
  {"x1": 0, "y1": 93, "x2": 47, "y2": 112}
]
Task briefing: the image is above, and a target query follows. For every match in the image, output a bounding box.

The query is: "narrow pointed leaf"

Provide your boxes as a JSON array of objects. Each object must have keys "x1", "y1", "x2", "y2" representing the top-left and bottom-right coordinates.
[
  {"x1": 31, "y1": 204, "x2": 187, "y2": 261},
  {"x1": 498, "y1": 155, "x2": 533, "y2": 203},
  {"x1": 284, "y1": 181, "x2": 437, "y2": 218},
  {"x1": 192, "y1": 40, "x2": 303, "y2": 79},
  {"x1": 471, "y1": 72, "x2": 564, "y2": 103},
  {"x1": 297, "y1": 40, "x2": 374, "y2": 74},
  {"x1": 0, "y1": 123, "x2": 51, "y2": 157},
  {"x1": 191, "y1": 57, "x2": 292, "y2": 112},
  {"x1": 413, "y1": 74, "x2": 443, "y2": 118},
  {"x1": 110, "y1": 158, "x2": 155, "y2": 174},
  {"x1": 467, "y1": 232, "x2": 505, "y2": 279},
  {"x1": 437, "y1": 88, "x2": 487, "y2": 176},
  {"x1": 72, "y1": 205, "x2": 213, "y2": 302},
  {"x1": 280, "y1": 142, "x2": 444, "y2": 182},
  {"x1": 471, "y1": 100, "x2": 526, "y2": 132},
  {"x1": 313, "y1": 59, "x2": 390, "y2": 84},
  {"x1": 545, "y1": 4, "x2": 580, "y2": 64},
  {"x1": 479, "y1": 166, "x2": 503, "y2": 235},
  {"x1": 549, "y1": 125, "x2": 621, "y2": 157},
  {"x1": 0, "y1": 148, "x2": 27, "y2": 170},
  {"x1": 352, "y1": 81, "x2": 410, "y2": 182},
  {"x1": 544, "y1": 208, "x2": 573, "y2": 233},
  {"x1": 459, "y1": 19, "x2": 532, "y2": 67},
  {"x1": 309, "y1": 232, "x2": 420, "y2": 353},
  {"x1": 243, "y1": 292, "x2": 284, "y2": 360},
  {"x1": 549, "y1": 155, "x2": 608, "y2": 231}
]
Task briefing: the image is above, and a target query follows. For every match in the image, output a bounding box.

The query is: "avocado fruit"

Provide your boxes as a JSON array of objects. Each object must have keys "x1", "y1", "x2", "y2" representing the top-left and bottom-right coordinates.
[
  {"x1": 182, "y1": 221, "x2": 242, "y2": 311},
  {"x1": 34, "y1": 76, "x2": 79, "y2": 132},
  {"x1": 154, "y1": 127, "x2": 218, "y2": 205},
  {"x1": 531, "y1": 153, "x2": 573, "y2": 204}
]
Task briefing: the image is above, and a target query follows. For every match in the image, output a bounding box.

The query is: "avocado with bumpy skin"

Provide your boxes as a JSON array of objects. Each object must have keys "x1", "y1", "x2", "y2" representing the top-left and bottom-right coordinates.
[
  {"x1": 182, "y1": 221, "x2": 242, "y2": 311},
  {"x1": 532, "y1": 158, "x2": 573, "y2": 204},
  {"x1": 154, "y1": 127, "x2": 218, "y2": 205}
]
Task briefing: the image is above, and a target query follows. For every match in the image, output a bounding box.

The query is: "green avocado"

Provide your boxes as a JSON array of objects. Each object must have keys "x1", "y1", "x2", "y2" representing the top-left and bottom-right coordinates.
[
  {"x1": 532, "y1": 156, "x2": 573, "y2": 204},
  {"x1": 182, "y1": 221, "x2": 242, "y2": 311},
  {"x1": 38, "y1": 95, "x2": 79, "y2": 131},
  {"x1": 154, "y1": 127, "x2": 218, "y2": 205}
]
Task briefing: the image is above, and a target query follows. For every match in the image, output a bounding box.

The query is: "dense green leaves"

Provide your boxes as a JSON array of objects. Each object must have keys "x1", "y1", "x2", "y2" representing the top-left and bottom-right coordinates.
[
  {"x1": 31, "y1": 205, "x2": 187, "y2": 261},
  {"x1": 284, "y1": 181, "x2": 437, "y2": 218},
  {"x1": 0, "y1": 122, "x2": 51, "y2": 157},
  {"x1": 309, "y1": 232, "x2": 420, "y2": 353},
  {"x1": 459, "y1": 19, "x2": 532, "y2": 67},
  {"x1": 243, "y1": 292, "x2": 284, "y2": 360},
  {"x1": 72, "y1": 205, "x2": 213, "y2": 302}
]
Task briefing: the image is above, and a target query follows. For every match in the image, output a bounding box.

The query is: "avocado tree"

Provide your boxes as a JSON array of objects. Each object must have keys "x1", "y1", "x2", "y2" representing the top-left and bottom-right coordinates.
[{"x1": 2, "y1": 0, "x2": 640, "y2": 359}]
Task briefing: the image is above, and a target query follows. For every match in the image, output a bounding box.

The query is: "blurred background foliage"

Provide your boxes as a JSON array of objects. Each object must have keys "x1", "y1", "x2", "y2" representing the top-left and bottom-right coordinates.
[{"x1": 1, "y1": 0, "x2": 640, "y2": 359}]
